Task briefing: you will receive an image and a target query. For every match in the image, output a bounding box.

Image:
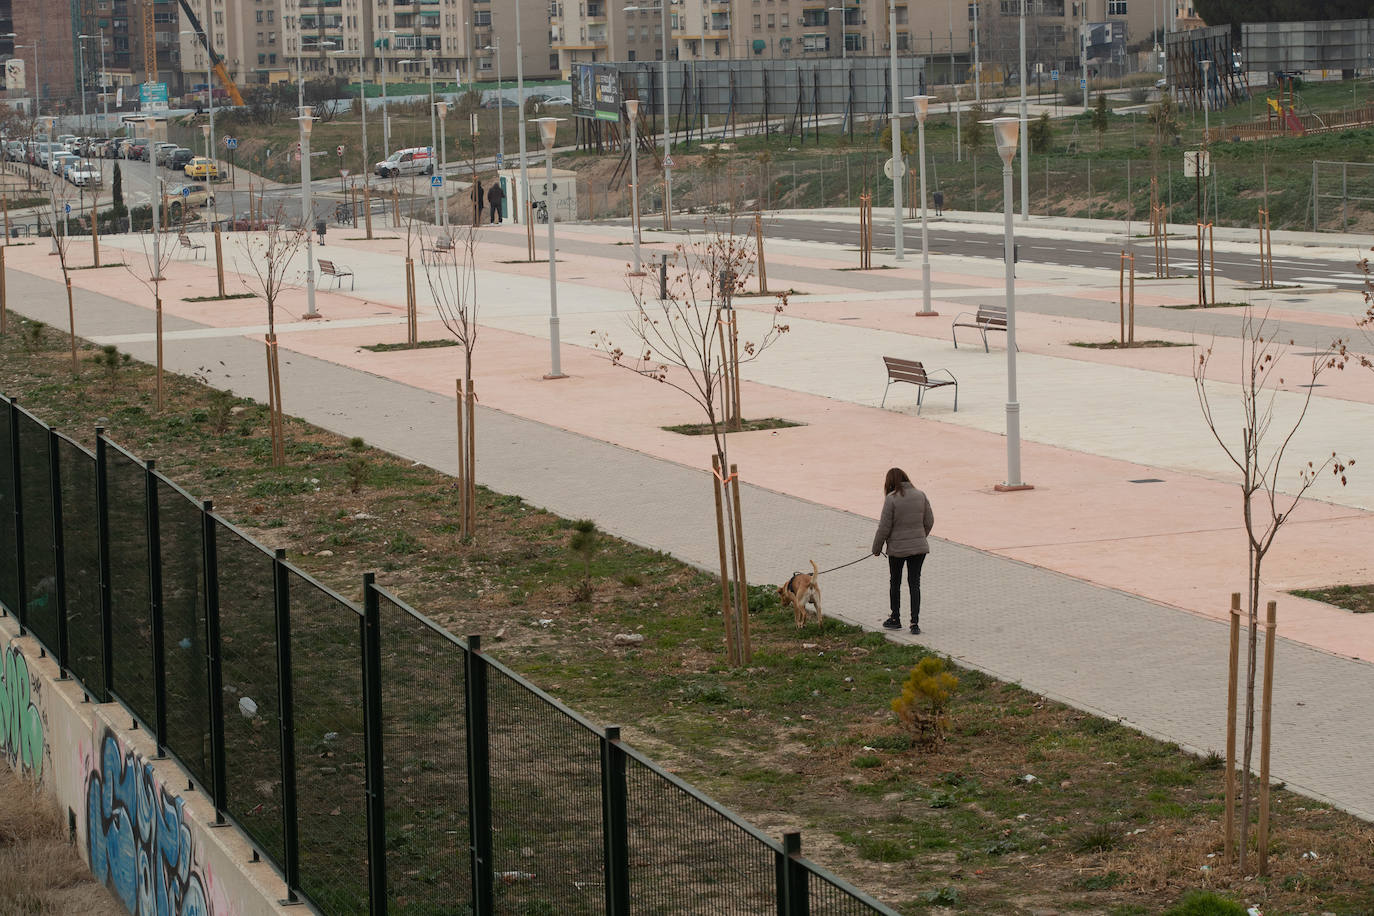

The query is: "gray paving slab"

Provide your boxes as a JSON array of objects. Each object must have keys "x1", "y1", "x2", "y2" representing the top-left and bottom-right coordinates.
[{"x1": 5, "y1": 265, "x2": 1373, "y2": 823}]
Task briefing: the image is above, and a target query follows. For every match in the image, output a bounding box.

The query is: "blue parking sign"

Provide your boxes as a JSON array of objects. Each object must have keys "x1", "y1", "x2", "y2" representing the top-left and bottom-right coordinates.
[
  {"x1": 1080, "y1": 78, "x2": 1087, "y2": 88},
  {"x1": 181, "y1": 186, "x2": 192, "y2": 197},
  {"x1": 225, "y1": 136, "x2": 238, "y2": 149},
  {"x1": 496, "y1": 153, "x2": 504, "y2": 168},
  {"x1": 64, "y1": 203, "x2": 71, "y2": 213},
  {"x1": 1051, "y1": 69, "x2": 1059, "y2": 81}
]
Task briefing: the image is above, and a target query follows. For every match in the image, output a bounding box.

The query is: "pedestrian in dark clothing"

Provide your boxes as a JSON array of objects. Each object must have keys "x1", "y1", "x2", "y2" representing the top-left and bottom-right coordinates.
[
  {"x1": 932, "y1": 190, "x2": 944, "y2": 216},
  {"x1": 314, "y1": 217, "x2": 326, "y2": 246},
  {"x1": 872, "y1": 467, "x2": 934, "y2": 635},
  {"x1": 487, "y1": 180, "x2": 505, "y2": 224},
  {"x1": 470, "y1": 178, "x2": 484, "y2": 225}
]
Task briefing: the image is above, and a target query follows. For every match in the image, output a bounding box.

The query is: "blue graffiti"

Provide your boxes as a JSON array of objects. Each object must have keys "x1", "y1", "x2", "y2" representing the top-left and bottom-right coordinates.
[{"x1": 87, "y1": 728, "x2": 212, "y2": 916}]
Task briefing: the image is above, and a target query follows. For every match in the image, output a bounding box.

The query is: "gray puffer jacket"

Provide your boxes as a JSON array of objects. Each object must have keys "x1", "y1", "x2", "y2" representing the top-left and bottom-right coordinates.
[{"x1": 872, "y1": 482, "x2": 934, "y2": 557}]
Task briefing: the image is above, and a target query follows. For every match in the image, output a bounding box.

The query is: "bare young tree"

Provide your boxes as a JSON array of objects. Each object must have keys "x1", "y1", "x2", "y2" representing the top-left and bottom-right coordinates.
[
  {"x1": 123, "y1": 186, "x2": 180, "y2": 410},
  {"x1": 37, "y1": 179, "x2": 79, "y2": 372},
  {"x1": 1194, "y1": 310, "x2": 1352, "y2": 874},
  {"x1": 422, "y1": 222, "x2": 480, "y2": 539},
  {"x1": 235, "y1": 207, "x2": 307, "y2": 466},
  {"x1": 593, "y1": 218, "x2": 789, "y2": 664}
]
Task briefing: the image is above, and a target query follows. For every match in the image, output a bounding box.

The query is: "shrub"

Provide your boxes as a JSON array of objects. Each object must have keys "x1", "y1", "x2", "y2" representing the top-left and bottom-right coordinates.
[
  {"x1": 1162, "y1": 891, "x2": 1248, "y2": 916},
  {"x1": 892, "y1": 656, "x2": 958, "y2": 747},
  {"x1": 1029, "y1": 112, "x2": 1053, "y2": 153},
  {"x1": 569, "y1": 519, "x2": 598, "y2": 602}
]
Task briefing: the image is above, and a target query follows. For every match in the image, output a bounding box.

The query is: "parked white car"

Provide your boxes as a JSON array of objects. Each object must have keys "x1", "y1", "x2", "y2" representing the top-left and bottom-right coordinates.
[
  {"x1": 50, "y1": 151, "x2": 78, "y2": 175},
  {"x1": 66, "y1": 160, "x2": 103, "y2": 187}
]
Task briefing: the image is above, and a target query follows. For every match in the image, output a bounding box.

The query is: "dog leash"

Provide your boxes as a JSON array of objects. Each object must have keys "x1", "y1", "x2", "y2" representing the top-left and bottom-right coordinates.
[{"x1": 805, "y1": 554, "x2": 875, "y2": 577}]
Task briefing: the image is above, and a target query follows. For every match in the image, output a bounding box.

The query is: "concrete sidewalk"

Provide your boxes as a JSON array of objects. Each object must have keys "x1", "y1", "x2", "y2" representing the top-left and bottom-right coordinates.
[{"x1": 5, "y1": 208, "x2": 1374, "y2": 821}]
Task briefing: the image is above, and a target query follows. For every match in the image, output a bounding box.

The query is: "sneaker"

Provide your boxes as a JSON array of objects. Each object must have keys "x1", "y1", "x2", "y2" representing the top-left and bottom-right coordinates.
[
  {"x1": 909, "y1": 623, "x2": 921, "y2": 635},
  {"x1": 882, "y1": 616, "x2": 901, "y2": 630}
]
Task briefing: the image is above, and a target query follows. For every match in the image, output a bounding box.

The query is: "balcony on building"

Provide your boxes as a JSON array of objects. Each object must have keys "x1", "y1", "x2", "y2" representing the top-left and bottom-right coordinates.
[{"x1": 585, "y1": 2, "x2": 607, "y2": 24}]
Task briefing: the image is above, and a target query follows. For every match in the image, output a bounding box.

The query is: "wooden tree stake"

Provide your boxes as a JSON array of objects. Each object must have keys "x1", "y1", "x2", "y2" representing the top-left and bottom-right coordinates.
[
  {"x1": 66, "y1": 277, "x2": 78, "y2": 373},
  {"x1": 155, "y1": 296, "x2": 164, "y2": 410},
  {"x1": 754, "y1": 212, "x2": 768, "y2": 294},
  {"x1": 405, "y1": 257, "x2": 418, "y2": 346},
  {"x1": 214, "y1": 225, "x2": 226, "y2": 299},
  {"x1": 729, "y1": 462, "x2": 751, "y2": 663},
  {"x1": 711, "y1": 454, "x2": 739, "y2": 665},
  {"x1": 1, "y1": 245, "x2": 7, "y2": 336},
  {"x1": 1258, "y1": 599, "x2": 1277, "y2": 876},
  {"x1": 364, "y1": 184, "x2": 373, "y2": 239},
  {"x1": 1225, "y1": 591, "x2": 1241, "y2": 864},
  {"x1": 456, "y1": 378, "x2": 467, "y2": 539},
  {"x1": 466, "y1": 381, "x2": 476, "y2": 536},
  {"x1": 90, "y1": 199, "x2": 100, "y2": 267}
]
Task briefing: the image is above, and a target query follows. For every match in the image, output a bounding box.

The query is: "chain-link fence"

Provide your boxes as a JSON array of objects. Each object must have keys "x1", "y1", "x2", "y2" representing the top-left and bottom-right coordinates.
[{"x1": 0, "y1": 393, "x2": 901, "y2": 916}]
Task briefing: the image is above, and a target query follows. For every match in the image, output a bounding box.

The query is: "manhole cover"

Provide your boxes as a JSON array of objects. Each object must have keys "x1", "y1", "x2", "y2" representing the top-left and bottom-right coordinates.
[
  {"x1": 1297, "y1": 383, "x2": 1327, "y2": 388},
  {"x1": 1294, "y1": 351, "x2": 1329, "y2": 357},
  {"x1": 840, "y1": 317, "x2": 861, "y2": 321},
  {"x1": 1128, "y1": 478, "x2": 1164, "y2": 483}
]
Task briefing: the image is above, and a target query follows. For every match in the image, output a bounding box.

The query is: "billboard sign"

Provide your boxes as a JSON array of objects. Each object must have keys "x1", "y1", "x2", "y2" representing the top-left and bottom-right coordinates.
[
  {"x1": 572, "y1": 63, "x2": 621, "y2": 122},
  {"x1": 3, "y1": 58, "x2": 24, "y2": 91},
  {"x1": 140, "y1": 82, "x2": 169, "y2": 112},
  {"x1": 1084, "y1": 21, "x2": 1127, "y2": 68}
]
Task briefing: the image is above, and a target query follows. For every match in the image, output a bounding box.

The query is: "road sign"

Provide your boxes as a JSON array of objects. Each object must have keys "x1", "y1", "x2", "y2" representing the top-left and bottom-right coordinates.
[
  {"x1": 1183, "y1": 150, "x2": 1211, "y2": 178},
  {"x1": 1051, "y1": 69, "x2": 1059, "y2": 81},
  {"x1": 663, "y1": 155, "x2": 674, "y2": 169},
  {"x1": 883, "y1": 157, "x2": 907, "y2": 180},
  {"x1": 496, "y1": 153, "x2": 504, "y2": 168},
  {"x1": 336, "y1": 144, "x2": 345, "y2": 156},
  {"x1": 225, "y1": 136, "x2": 238, "y2": 149},
  {"x1": 64, "y1": 203, "x2": 71, "y2": 213},
  {"x1": 181, "y1": 186, "x2": 191, "y2": 197},
  {"x1": 341, "y1": 168, "x2": 350, "y2": 177},
  {"x1": 431, "y1": 175, "x2": 444, "y2": 188},
  {"x1": 1080, "y1": 78, "x2": 1087, "y2": 88}
]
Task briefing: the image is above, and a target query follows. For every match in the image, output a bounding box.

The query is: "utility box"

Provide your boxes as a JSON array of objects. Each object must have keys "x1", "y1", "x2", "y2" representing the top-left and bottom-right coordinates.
[{"x1": 498, "y1": 167, "x2": 578, "y2": 225}]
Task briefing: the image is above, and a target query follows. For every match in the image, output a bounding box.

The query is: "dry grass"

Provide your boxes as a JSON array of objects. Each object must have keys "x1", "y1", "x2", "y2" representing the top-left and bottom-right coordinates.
[{"x1": 0, "y1": 766, "x2": 124, "y2": 915}]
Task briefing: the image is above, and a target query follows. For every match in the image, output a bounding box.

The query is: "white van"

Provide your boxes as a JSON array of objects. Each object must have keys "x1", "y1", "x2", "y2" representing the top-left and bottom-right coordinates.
[{"x1": 374, "y1": 146, "x2": 434, "y2": 179}]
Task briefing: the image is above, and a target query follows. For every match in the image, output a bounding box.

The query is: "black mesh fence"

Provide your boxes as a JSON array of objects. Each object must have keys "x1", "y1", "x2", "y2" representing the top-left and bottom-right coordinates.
[
  {"x1": 375, "y1": 589, "x2": 471, "y2": 912},
  {"x1": 806, "y1": 862, "x2": 895, "y2": 916},
  {"x1": 0, "y1": 398, "x2": 904, "y2": 916},
  {"x1": 16, "y1": 412, "x2": 56, "y2": 651},
  {"x1": 213, "y1": 519, "x2": 286, "y2": 871},
  {"x1": 57, "y1": 437, "x2": 102, "y2": 693},
  {"x1": 487, "y1": 665, "x2": 606, "y2": 915},
  {"x1": 0, "y1": 406, "x2": 17, "y2": 617},
  {"x1": 156, "y1": 477, "x2": 211, "y2": 789},
  {"x1": 105, "y1": 444, "x2": 155, "y2": 729},
  {"x1": 287, "y1": 570, "x2": 368, "y2": 916},
  {"x1": 624, "y1": 755, "x2": 778, "y2": 914}
]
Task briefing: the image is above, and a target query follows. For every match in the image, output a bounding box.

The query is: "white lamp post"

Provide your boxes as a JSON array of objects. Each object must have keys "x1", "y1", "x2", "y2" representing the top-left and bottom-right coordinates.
[
  {"x1": 1199, "y1": 58, "x2": 1211, "y2": 140},
  {"x1": 534, "y1": 117, "x2": 566, "y2": 379},
  {"x1": 296, "y1": 107, "x2": 319, "y2": 319},
  {"x1": 907, "y1": 95, "x2": 936, "y2": 316},
  {"x1": 991, "y1": 117, "x2": 1028, "y2": 491},
  {"x1": 1018, "y1": 0, "x2": 1028, "y2": 221},
  {"x1": 887, "y1": 0, "x2": 904, "y2": 260},
  {"x1": 624, "y1": 4, "x2": 672, "y2": 229},
  {"x1": 380, "y1": 29, "x2": 397, "y2": 158},
  {"x1": 181, "y1": 30, "x2": 215, "y2": 167},
  {"x1": 626, "y1": 98, "x2": 643, "y2": 275},
  {"x1": 513, "y1": 3, "x2": 530, "y2": 231},
  {"x1": 76, "y1": 35, "x2": 89, "y2": 137},
  {"x1": 435, "y1": 100, "x2": 448, "y2": 228},
  {"x1": 401, "y1": 57, "x2": 439, "y2": 224},
  {"x1": 141, "y1": 115, "x2": 167, "y2": 272},
  {"x1": 330, "y1": 48, "x2": 368, "y2": 185},
  {"x1": 826, "y1": 7, "x2": 848, "y2": 60},
  {"x1": 483, "y1": 41, "x2": 504, "y2": 166},
  {"x1": 201, "y1": 122, "x2": 210, "y2": 159}
]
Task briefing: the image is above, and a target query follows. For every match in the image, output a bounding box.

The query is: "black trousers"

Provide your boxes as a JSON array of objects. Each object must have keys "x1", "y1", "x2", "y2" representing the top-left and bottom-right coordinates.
[{"x1": 888, "y1": 553, "x2": 926, "y2": 622}]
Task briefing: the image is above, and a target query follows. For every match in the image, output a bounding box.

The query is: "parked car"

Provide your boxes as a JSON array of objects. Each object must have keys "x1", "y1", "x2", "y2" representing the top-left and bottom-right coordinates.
[
  {"x1": 183, "y1": 157, "x2": 220, "y2": 180},
  {"x1": 169, "y1": 148, "x2": 194, "y2": 170},
  {"x1": 3, "y1": 140, "x2": 23, "y2": 162},
  {"x1": 481, "y1": 96, "x2": 519, "y2": 109},
  {"x1": 154, "y1": 142, "x2": 180, "y2": 165},
  {"x1": 122, "y1": 138, "x2": 148, "y2": 159},
  {"x1": 50, "y1": 151, "x2": 78, "y2": 175},
  {"x1": 541, "y1": 95, "x2": 573, "y2": 107},
  {"x1": 166, "y1": 184, "x2": 214, "y2": 209},
  {"x1": 373, "y1": 146, "x2": 434, "y2": 179},
  {"x1": 66, "y1": 160, "x2": 103, "y2": 187}
]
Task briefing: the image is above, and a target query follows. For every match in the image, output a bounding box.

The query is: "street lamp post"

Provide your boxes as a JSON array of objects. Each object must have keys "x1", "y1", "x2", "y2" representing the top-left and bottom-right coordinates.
[
  {"x1": 401, "y1": 57, "x2": 440, "y2": 223},
  {"x1": 484, "y1": 41, "x2": 504, "y2": 166},
  {"x1": 76, "y1": 36, "x2": 89, "y2": 137},
  {"x1": 436, "y1": 101, "x2": 448, "y2": 228},
  {"x1": 992, "y1": 117, "x2": 1029, "y2": 491},
  {"x1": 380, "y1": 29, "x2": 398, "y2": 158},
  {"x1": 201, "y1": 122, "x2": 210, "y2": 159},
  {"x1": 330, "y1": 48, "x2": 368, "y2": 182},
  {"x1": 626, "y1": 98, "x2": 642, "y2": 274},
  {"x1": 1018, "y1": 0, "x2": 1028, "y2": 221},
  {"x1": 513, "y1": 1, "x2": 530, "y2": 229},
  {"x1": 887, "y1": 0, "x2": 904, "y2": 260},
  {"x1": 138, "y1": 115, "x2": 167, "y2": 271},
  {"x1": 624, "y1": 4, "x2": 672, "y2": 229},
  {"x1": 296, "y1": 107, "x2": 319, "y2": 319},
  {"x1": 533, "y1": 117, "x2": 566, "y2": 379},
  {"x1": 907, "y1": 95, "x2": 936, "y2": 315}
]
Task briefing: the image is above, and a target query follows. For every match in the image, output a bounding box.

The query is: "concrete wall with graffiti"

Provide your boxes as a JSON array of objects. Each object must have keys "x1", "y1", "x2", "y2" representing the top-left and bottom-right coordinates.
[{"x1": 0, "y1": 617, "x2": 295, "y2": 916}]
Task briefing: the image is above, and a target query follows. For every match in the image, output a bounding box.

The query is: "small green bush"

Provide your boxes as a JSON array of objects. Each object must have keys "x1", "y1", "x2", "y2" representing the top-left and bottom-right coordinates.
[
  {"x1": 892, "y1": 656, "x2": 959, "y2": 747},
  {"x1": 1161, "y1": 891, "x2": 1247, "y2": 916}
]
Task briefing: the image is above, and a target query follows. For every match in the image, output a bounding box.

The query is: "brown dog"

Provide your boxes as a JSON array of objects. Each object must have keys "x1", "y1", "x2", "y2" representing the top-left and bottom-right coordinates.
[{"x1": 778, "y1": 560, "x2": 823, "y2": 628}]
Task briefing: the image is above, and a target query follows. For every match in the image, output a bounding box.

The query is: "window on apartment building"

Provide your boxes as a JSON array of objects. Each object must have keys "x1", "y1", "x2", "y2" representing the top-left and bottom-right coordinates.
[
  {"x1": 753, "y1": 14, "x2": 761, "y2": 27},
  {"x1": 256, "y1": 9, "x2": 263, "y2": 21},
  {"x1": 767, "y1": 13, "x2": 774, "y2": 27},
  {"x1": 269, "y1": 31, "x2": 277, "y2": 43},
  {"x1": 270, "y1": 53, "x2": 277, "y2": 64},
  {"x1": 267, "y1": 10, "x2": 274, "y2": 21},
  {"x1": 257, "y1": 31, "x2": 264, "y2": 43},
  {"x1": 641, "y1": 25, "x2": 649, "y2": 39},
  {"x1": 895, "y1": 8, "x2": 907, "y2": 23},
  {"x1": 780, "y1": 13, "x2": 788, "y2": 27},
  {"x1": 1107, "y1": 0, "x2": 1126, "y2": 12},
  {"x1": 628, "y1": 49, "x2": 636, "y2": 59},
  {"x1": 214, "y1": 11, "x2": 223, "y2": 23},
  {"x1": 969, "y1": 2, "x2": 978, "y2": 19},
  {"x1": 259, "y1": 53, "x2": 267, "y2": 64},
  {"x1": 896, "y1": 32, "x2": 908, "y2": 49}
]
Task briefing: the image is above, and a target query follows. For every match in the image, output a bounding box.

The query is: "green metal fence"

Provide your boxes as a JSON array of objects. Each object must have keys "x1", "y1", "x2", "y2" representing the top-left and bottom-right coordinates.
[{"x1": 0, "y1": 392, "x2": 900, "y2": 916}]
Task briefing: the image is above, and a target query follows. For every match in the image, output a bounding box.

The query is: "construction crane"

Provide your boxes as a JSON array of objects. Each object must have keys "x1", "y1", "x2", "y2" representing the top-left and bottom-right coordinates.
[
  {"x1": 143, "y1": 0, "x2": 156, "y2": 81},
  {"x1": 175, "y1": 0, "x2": 245, "y2": 106}
]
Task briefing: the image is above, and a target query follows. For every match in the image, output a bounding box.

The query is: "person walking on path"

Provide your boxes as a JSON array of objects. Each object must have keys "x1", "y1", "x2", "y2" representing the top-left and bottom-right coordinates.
[
  {"x1": 872, "y1": 467, "x2": 934, "y2": 635},
  {"x1": 487, "y1": 180, "x2": 505, "y2": 224},
  {"x1": 470, "y1": 177, "x2": 484, "y2": 226},
  {"x1": 933, "y1": 190, "x2": 944, "y2": 217}
]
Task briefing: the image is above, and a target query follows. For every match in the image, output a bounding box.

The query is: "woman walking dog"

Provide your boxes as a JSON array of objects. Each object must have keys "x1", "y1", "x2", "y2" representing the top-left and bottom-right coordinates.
[{"x1": 872, "y1": 468, "x2": 934, "y2": 635}]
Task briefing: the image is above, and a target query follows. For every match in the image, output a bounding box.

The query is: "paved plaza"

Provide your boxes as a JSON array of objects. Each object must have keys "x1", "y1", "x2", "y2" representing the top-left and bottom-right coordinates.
[{"x1": 4, "y1": 204, "x2": 1372, "y2": 820}]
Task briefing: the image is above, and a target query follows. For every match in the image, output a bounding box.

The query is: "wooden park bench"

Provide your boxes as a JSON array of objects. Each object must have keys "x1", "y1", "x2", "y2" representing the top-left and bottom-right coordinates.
[
  {"x1": 178, "y1": 231, "x2": 206, "y2": 260},
  {"x1": 881, "y1": 357, "x2": 958, "y2": 414},
  {"x1": 317, "y1": 259, "x2": 355, "y2": 290},
  {"x1": 421, "y1": 236, "x2": 455, "y2": 265},
  {"x1": 951, "y1": 304, "x2": 1010, "y2": 352}
]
